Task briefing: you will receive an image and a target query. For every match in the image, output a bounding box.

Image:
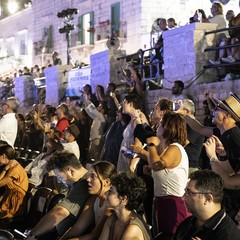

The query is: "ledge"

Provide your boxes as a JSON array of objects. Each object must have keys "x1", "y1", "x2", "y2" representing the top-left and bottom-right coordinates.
[
  {"x1": 70, "y1": 44, "x2": 95, "y2": 51},
  {"x1": 163, "y1": 22, "x2": 218, "y2": 38}
]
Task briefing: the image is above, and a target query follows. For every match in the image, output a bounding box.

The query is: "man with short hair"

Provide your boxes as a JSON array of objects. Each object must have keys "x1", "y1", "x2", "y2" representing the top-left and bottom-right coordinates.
[
  {"x1": 62, "y1": 124, "x2": 80, "y2": 159},
  {"x1": 26, "y1": 151, "x2": 90, "y2": 240},
  {"x1": 179, "y1": 99, "x2": 205, "y2": 174},
  {"x1": 171, "y1": 80, "x2": 188, "y2": 101},
  {"x1": 173, "y1": 170, "x2": 240, "y2": 240},
  {"x1": 185, "y1": 93, "x2": 240, "y2": 219},
  {"x1": 0, "y1": 97, "x2": 19, "y2": 147}
]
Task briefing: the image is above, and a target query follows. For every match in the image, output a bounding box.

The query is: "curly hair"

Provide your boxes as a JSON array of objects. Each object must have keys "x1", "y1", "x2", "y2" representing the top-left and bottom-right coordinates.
[
  {"x1": 111, "y1": 172, "x2": 146, "y2": 211},
  {"x1": 47, "y1": 150, "x2": 82, "y2": 171}
]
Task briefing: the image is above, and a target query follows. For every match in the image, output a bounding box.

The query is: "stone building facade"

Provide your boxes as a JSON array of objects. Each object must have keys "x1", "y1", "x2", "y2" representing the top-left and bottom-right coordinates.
[{"x1": 0, "y1": 0, "x2": 239, "y2": 119}]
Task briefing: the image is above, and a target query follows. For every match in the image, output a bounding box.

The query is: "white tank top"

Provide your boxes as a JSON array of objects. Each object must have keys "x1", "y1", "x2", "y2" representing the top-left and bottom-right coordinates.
[{"x1": 152, "y1": 142, "x2": 189, "y2": 197}]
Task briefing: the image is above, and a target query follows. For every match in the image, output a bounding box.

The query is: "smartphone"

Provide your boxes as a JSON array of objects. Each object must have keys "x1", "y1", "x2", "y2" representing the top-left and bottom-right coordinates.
[
  {"x1": 14, "y1": 229, "x2": 27, "y2": 238},
  {"x1": 125, "y1": 149, "x2": 133, "y2": 155},
  {"x1": 172, "y1": 102, "x2": 177, "y2": 111},
  {"x1": 172, "y1": 101, "x2": 181, "y2": 111}
]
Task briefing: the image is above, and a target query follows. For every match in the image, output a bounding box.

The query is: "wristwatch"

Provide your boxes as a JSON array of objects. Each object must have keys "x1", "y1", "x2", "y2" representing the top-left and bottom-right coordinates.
[{"x1": 209, "y1": 157, "x2": 218, "y2": 162}]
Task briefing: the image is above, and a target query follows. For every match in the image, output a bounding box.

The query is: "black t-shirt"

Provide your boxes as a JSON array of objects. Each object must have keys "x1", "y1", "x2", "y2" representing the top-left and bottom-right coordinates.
[
  {"x1": 213, "y1": 126, "x2": 240, "y2": 171},
  {"x1": 185, "y1": 125, "x2": 205, "y2": 168}
]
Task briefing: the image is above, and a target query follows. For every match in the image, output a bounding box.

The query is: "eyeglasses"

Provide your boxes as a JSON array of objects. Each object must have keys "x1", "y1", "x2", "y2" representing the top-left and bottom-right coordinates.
[{"x1": 184, "y1": 188, "x2": 211, "y2": 196}]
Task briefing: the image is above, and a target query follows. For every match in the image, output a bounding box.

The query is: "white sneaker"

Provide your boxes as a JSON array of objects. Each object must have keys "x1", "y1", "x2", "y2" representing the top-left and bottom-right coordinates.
[
  {"x1": 209, "y1": 59, "x2": 220, "y2": 65},
  {"x1": 221, "y1": 56, "x2": 235, "y2": 63}
]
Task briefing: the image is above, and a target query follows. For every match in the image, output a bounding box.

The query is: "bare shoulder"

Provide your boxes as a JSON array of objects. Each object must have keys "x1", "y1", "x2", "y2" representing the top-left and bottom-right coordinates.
[{"x1": 123, "y1": 224, "x2": 144, "y2": 240}]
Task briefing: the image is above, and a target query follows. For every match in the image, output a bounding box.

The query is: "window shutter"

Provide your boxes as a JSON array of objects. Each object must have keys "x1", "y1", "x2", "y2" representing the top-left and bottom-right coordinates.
[
  {"x1": 89, "y1": 11, "x2": 94, "y2": 44},
  {"x1": 111, "y1": 2, "x2": 120, "y2": 37},
  {"x1": 78, "y1": 15, "x2": 84, "y2": 44}
]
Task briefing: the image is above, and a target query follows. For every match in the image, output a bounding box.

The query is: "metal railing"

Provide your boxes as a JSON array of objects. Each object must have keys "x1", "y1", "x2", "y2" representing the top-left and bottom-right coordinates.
[{"x1": 204, "y1": 24, "x2": 240, "y2": 69}]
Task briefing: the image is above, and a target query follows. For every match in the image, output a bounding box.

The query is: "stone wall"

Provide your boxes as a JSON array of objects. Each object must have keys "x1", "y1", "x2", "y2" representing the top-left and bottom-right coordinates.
[
  {"x1": 163, "y1": 22, "x2": 219, "y2": 89},
  {"x1": 144, "y1": 79, "x2": 240, "y2": 123}
]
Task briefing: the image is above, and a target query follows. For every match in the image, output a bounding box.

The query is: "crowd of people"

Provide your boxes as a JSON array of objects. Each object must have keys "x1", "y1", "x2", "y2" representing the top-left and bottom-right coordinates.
[
  {"x1": 151, "y1": 2, "x2": 240, "y2": 80},
  {"x1": 0, "y1": 73, "x2": 239, "y2": 240},
  {"x1": 0, "y1": 2, "x2": 239, "y2": 239}
]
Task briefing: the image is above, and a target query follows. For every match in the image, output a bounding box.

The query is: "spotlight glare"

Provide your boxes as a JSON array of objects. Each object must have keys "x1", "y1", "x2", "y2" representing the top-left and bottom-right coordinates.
[{"x1": 8, "y1": 0, "x2": 18, "y2": 14}]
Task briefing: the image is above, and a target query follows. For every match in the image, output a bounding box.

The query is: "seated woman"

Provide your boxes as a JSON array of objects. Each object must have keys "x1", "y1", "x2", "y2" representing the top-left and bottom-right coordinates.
[
  {"x1": 0, "y1": 141, "x2": 28, "y2": 218},
  {"x1": 60, "y1": 161, "x2": 116, "y2": 240},
  {"x1": 99, "y1": 172, "x2": 152, "y2": 240}
]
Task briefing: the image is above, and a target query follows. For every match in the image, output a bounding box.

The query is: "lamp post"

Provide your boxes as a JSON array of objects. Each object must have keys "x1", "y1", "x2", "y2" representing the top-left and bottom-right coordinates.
[{"x1": 57, "y1": 8, "x2": 78, "y2": 65}]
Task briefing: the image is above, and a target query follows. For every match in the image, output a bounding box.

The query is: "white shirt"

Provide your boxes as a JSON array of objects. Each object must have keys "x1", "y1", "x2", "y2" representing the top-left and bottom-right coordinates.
[
  {"x1": 0, "y1": 113, "x2": 18, "y2": 147},
  {"x1": 171, "y1": 93, "x2": 188, "y2": 101},
  {"x1": 85, "y1": 103, "x2": 106, "y2": 141},
  {"x1": 209, "y1": 14, "x2": 229, "y2": 40},
  {"x1": 152, "y1": 143, "x2": 189, "y2": 197},
  {"x1": 62, "y1": 141, "x2": 80, "y2": 159}
]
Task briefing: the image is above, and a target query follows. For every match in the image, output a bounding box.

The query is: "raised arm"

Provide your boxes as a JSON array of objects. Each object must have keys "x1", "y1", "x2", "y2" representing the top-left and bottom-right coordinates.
[
  {"x1": 204, "y1": 136, "x2": 239, "y2": 190},
  {"x1": 146, "y1": 136, "x2": 181, "y2": 171},
  {"x1": 185, "y1": 115, "x2": 213, "y2": 137}
]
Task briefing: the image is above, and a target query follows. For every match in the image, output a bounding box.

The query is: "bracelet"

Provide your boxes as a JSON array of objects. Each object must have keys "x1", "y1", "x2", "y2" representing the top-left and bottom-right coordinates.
[{"x1": 218, "y1": 155, "x2": 228, "y2": 161}]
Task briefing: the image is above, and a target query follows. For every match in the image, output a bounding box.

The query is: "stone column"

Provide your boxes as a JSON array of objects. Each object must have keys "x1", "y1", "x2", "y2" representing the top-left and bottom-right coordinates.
[
  {"x1": 163, "y1": 22, "x2": 218, "y2": 90},
  {"x1": 44, "y1": 65, "x2": 71, "y2": 105}
]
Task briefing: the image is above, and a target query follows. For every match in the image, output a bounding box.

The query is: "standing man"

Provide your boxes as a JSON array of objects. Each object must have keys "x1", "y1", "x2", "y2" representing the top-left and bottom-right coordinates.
[
  {"x1": 26, "y1": 151, "x2": 90, "y2": 240},
  {"x1": 178, "y1": 99, "x2": 205, "y2": 174},
  {"x1": 185, "y1": 93, "x2": 240, "y2": 219},
  {"x1": 173, "y1": 170, "x2": 240, "y2": 240},
  {"x1": 153, "y1": 18, "x2": 168, "y2": 76},
  {"x1": 0, "y1": 97, "x2": 19, "y2": 147}
]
